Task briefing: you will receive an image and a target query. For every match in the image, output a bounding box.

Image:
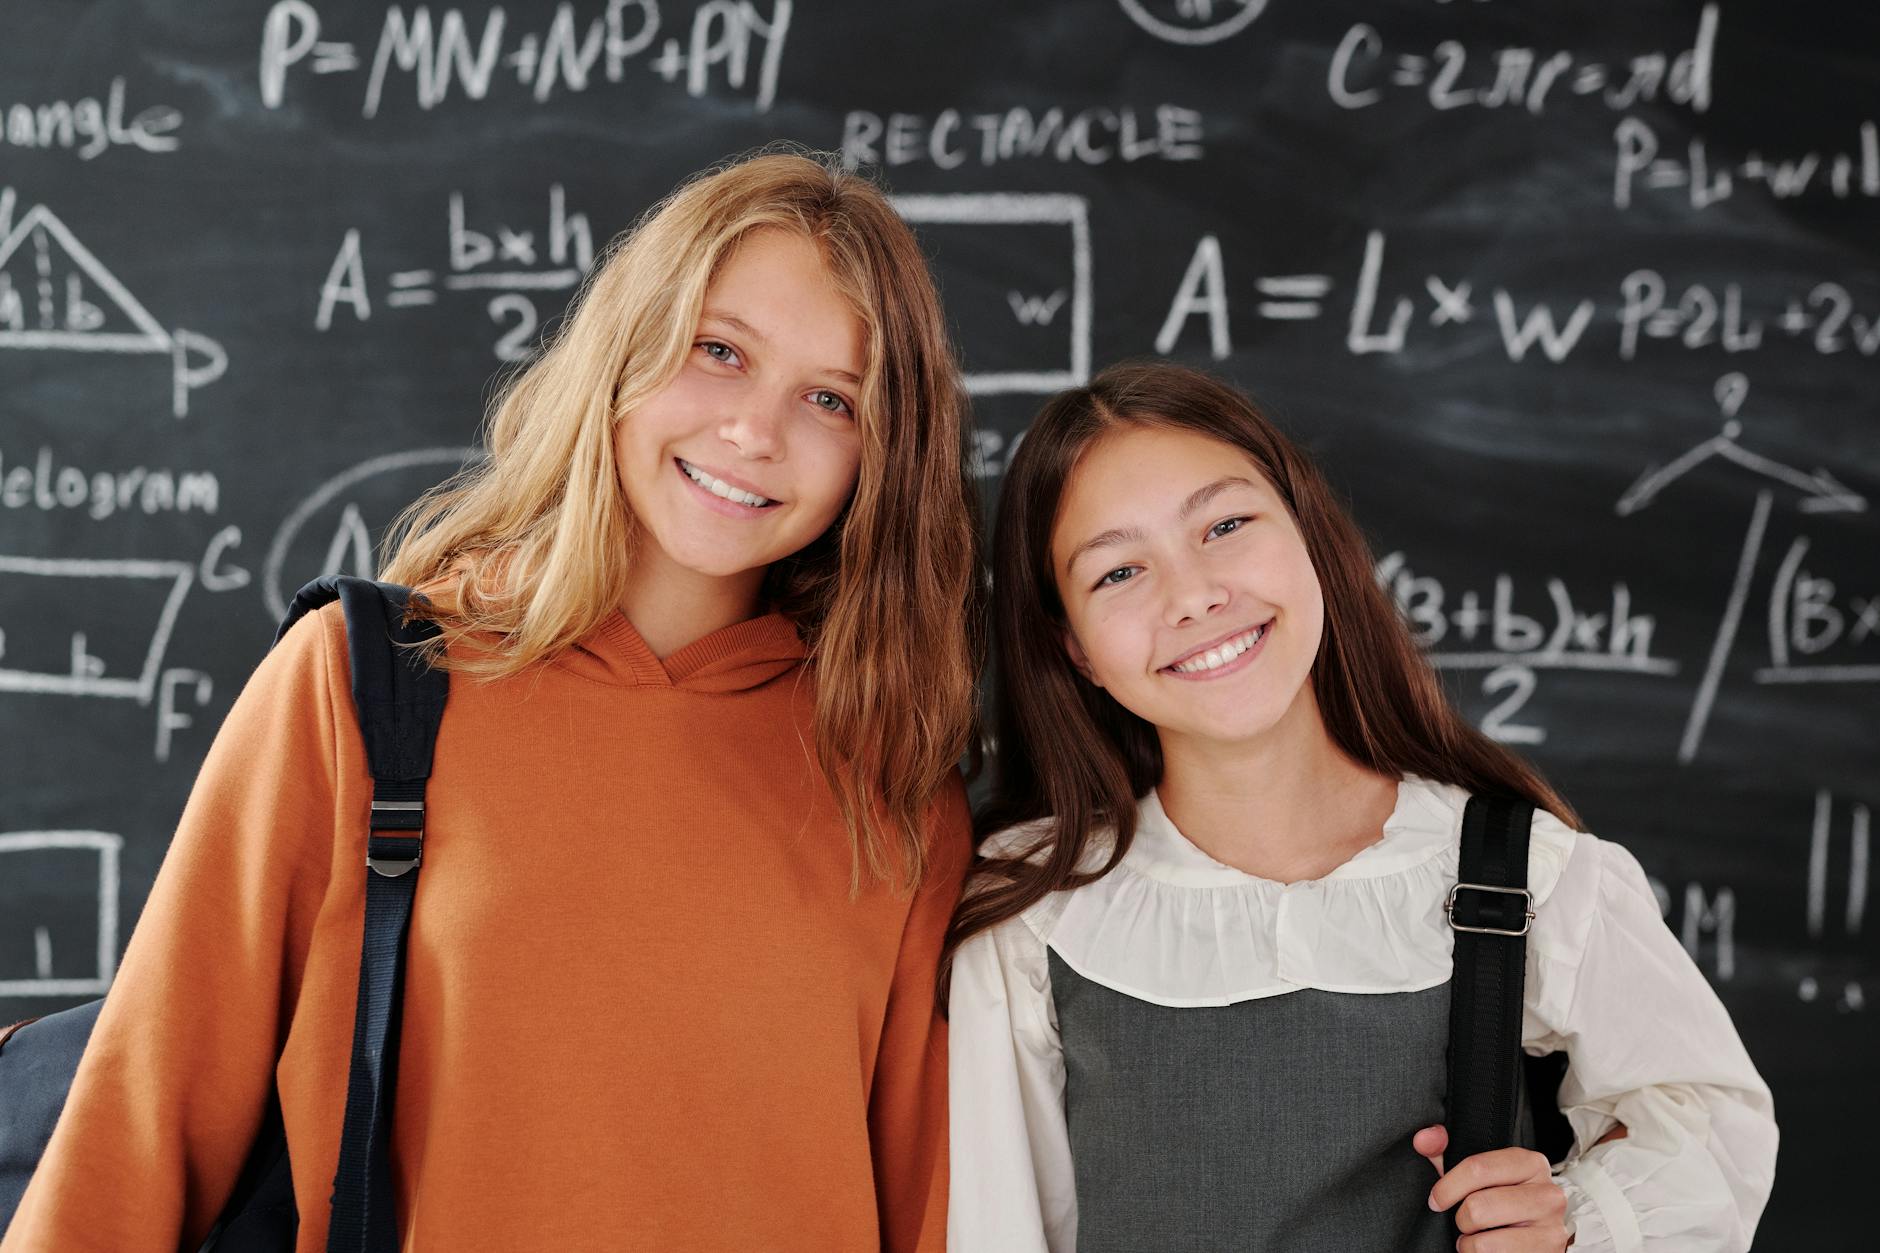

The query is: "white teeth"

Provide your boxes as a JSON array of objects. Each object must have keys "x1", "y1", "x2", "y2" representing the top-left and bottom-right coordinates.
[
  {"x1": 680, "y1": 460, "x2": 772, "y2": 507},
  {"x1": 1169, "y1": 625, "x2": 1267, "y2": 674}
]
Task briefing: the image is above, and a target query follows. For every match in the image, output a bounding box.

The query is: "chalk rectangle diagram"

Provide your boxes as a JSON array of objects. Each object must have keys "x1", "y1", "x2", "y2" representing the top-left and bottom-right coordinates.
[
  {"x1": 0, "y1": 831, "x2": 122, "y2": 997},
  {"x1": 0, "y1": 555, "x2": 193, "y2": 701},
  {"x1": 890, "y1": 193, "x2": 1092, "y2": 395}
]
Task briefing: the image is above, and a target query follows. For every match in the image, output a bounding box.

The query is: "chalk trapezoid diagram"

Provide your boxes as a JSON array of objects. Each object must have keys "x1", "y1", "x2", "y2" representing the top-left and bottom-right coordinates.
[{"x1": 0, "y1": 202, "x2": 170, "y2": 352}]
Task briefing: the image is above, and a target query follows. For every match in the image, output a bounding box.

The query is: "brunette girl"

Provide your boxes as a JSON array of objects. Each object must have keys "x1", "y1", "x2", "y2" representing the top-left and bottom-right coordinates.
[
  {"x1": 946, "y1": 362, "x2": 1775, "y2": 1252},
  {"x1": 7, "y1": 153, "x2": 979, "y2": 1252}
]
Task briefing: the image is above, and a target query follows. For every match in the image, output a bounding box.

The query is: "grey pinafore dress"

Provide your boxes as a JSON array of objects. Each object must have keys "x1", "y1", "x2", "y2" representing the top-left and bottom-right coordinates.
[{"x1": 1051, "y1": 950, "x2": 1465, "y2": 1253}]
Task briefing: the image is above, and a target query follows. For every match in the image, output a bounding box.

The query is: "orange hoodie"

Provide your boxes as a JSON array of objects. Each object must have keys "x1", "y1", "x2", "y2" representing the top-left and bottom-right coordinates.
[{"x1": 3, "y1": 604, "x2": 970, "y2": 1252}]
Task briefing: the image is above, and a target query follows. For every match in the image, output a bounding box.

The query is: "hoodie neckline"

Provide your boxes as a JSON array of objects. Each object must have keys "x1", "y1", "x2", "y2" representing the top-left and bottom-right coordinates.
[{"x1": 573, "y1": 610, "x2": 806, "y2": 691}]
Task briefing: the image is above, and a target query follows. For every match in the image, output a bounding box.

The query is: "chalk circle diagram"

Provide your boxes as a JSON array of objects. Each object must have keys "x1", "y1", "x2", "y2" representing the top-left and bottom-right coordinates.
[
  {"x1": 264, "y1": 447, "x2": 483, "y2": 621},
  {"x1": 1116, "y1": 0, "x2": 1269, "y2": 46},
  {"x1": 0, "y1": 190, "x2": 226, "y2": 418}
]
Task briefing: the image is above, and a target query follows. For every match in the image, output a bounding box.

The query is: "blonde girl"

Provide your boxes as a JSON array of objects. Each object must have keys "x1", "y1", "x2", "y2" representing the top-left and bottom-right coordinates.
[
  {"x1": 8, "y1": 153, "x2": 980, "y2": 1253},
  {"x1": 945, "y1": 362, "x2": 1775, "y2": 1252}
]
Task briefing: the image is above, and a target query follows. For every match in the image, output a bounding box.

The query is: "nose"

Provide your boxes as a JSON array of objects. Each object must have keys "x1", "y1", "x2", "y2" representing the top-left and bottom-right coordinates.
[
  {"x1": 718, "y1": 395, "x2": 786, "y2": 461},
  {"x1": 1161, "y1": 557, "x2": 1229, "y2": 628}
]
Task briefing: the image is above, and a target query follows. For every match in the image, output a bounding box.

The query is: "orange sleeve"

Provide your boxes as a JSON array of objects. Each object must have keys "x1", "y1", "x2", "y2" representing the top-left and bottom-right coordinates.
[
  {"x1": 2, "y1": 608, "x2": 350, "y2": 1252},
  {"x1": 868, "y1": 773, "x2": 974, "y2": 1253}
]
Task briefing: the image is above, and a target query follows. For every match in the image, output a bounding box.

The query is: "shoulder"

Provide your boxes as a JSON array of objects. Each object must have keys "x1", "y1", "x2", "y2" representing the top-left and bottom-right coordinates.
[
  {"x1": 1526, "y1": 807, "x2": 1663, "y2": 971},
  {"x1": 255, "y1": 599, "x2": 349, "y2": 708},
  {"x1": 1400, "y1": 778, "x2": 1585, "y2": 908}
]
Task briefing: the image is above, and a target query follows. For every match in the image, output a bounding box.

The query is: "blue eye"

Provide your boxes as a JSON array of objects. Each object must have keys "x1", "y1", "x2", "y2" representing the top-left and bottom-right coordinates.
[
  {"x1": 1208, "y1": 516, "x2": 1250, "y2": 539},
  {"x1": 810, "y1": 389, "x2": 854, "y2": 418},
  {"x1": 1096, "y1": 566, "x2": 1137, "y2": 589},
  {"x1": 697, "y1": 340, "x2": 740, "y2": 365}
]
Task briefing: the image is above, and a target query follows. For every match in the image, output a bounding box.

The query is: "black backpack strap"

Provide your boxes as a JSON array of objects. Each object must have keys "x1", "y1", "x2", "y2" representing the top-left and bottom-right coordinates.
[
  {"x1": 1443, "y1": 793, "x2": 1535, "y2": 1177},
  {"x1": 279, "y1": 576, "x2": 447, "y2": 1253}
]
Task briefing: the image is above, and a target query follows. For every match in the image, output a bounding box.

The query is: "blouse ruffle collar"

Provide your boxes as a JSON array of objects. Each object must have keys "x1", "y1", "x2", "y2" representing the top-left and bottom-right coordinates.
[{"x1": 1008, "y1": 777, "x2": 1579, "y2": 1008}]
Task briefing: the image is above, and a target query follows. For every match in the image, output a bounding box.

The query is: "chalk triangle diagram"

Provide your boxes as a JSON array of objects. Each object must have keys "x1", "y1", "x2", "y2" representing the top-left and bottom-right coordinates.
[{"x1": 0, "y1": 202, "x2": 170, "y2": 353}]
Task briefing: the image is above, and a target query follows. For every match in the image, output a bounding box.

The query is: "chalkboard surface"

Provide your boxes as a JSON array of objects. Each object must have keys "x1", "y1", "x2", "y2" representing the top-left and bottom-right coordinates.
[{"x1": 1, "y1": 0, "x2": 1873, "y2": 1244}]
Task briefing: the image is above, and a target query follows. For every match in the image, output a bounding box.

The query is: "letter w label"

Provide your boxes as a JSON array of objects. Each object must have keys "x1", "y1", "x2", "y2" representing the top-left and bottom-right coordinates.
[{"x1": 1007, "y1": 289, "x2": 1068, "y2": 326}]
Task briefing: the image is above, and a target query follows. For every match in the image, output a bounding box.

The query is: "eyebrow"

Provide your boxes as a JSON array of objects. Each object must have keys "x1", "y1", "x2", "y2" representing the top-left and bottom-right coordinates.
[
  {"x1": 701, "y1": 308, "x2": 863, "y2": 386},
  {"x1": 1061, "y1": 475, "x2": 1263, "y2": 577}
]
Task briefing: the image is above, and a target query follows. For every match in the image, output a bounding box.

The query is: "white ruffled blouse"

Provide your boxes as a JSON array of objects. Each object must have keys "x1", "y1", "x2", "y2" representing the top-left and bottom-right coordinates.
[{"x1": 947, "y1": 777, "x2": 1778, "y2": 1253}]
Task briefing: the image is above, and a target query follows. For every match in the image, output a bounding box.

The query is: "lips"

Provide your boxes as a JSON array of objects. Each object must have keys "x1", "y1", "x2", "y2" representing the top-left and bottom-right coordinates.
[
  {"x1": 675, "y1": 458, "x2": 780, "y2": 509},
  {"x1": 1161, "y1": 621, "x2": 1272, "y2": 675}
]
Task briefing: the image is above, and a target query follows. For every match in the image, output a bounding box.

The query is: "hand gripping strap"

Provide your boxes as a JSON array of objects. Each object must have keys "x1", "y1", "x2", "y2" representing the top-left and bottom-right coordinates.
[
  {"x1": 1444, "y1": 793, "x2": 1535, "y2": 1179},
  {"x1": 279, "y1": 576, "x2": 447, "y2": 1253}
]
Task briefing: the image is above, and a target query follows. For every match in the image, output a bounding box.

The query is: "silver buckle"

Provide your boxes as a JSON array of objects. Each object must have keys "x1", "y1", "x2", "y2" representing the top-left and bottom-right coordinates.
[
  {"x1": 1445, "y1": 883, "x2": 1533, "y2": 936},
  {"x1": 367, "y1": 847, "x2": 422, "y2": 878},
  {"x1": 368, "y1": 800, "x2": 423, "y2": 877}
]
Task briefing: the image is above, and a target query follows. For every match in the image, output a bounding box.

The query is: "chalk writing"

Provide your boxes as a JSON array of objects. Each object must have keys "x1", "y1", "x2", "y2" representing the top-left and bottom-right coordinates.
[
  {"x1": 0, "y1": 446, "x2": 220, "y2": 521},
  {"x1": 840, "y1": 105, "x2": 1204, "y2": 170},
  {"x1": 1166, "y1": 228, "x2": 1880, "y2": 366},
  {"x1": 1329, "y1": 4, "x2": 1715, "y2": 116},
  {"x1": 1760, "y1": 539, "x2": 1880, "y2": 684},
  {"x1": 0, "y1": 832, "x2": 122, "y2": 998},
  {"x1": 1615, "y1": 117, "x2": 1879, "y2": 211},
  {"x1": 1115, "y1": 0, "x2": 1268, "y2": 47},
  {"x1": 0, "y1": 78, "x2": 181, "y2": 159},
  {"x1": 1651, "y1": 873, "x2": 1738, "y2": 983},
  {"x1": 0, "y1": 191, "x2": 227, "y2": 417},
  {"x1": 1377, "y1": 552, "x2": 1674, "y2": 747},
  {"x1": 1618, "y1": 377, "x2": 1870, "y2": 760},
  {"x1": 0, "y1": 556, "x2": 195, "y2": 703},
  {"x1": 262, "y1": 447, "x2": 480, "y2": 620},
  {"x1": 316, "y1": 184, "x2": 593, "y2": 361},
  {"x1": 261, "y1": 0, "x2": 790, "y2": 117},
  {"x1": 890, "y1": 193, "x2": 1092, "y2": 396}
]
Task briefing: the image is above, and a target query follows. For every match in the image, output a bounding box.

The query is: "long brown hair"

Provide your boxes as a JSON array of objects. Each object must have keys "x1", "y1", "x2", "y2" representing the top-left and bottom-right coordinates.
[
  {"x1": 943, "y1": 361, "x2": 1576, "y2": 974},
  {"x1": 382, "y1": 150, "x2": 982, "y2": 890}
]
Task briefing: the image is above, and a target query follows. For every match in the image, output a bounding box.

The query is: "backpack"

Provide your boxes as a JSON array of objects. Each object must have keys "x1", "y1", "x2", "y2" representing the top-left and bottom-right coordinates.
[
  {"x1": 1444, "y1": 793, "x2": 1575, "y2": 1189},
  {"x1": 0, "y1": 576, "x2": 448, "y2": 1253}
]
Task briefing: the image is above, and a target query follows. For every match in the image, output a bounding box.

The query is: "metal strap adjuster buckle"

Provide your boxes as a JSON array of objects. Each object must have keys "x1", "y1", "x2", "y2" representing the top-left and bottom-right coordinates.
[
  {"x1": 367, "y1": 800, "x2": 424, "y2": 877},
  {"x1": 1445, "y1": 883, "x2": 1534, "y2": 936}
]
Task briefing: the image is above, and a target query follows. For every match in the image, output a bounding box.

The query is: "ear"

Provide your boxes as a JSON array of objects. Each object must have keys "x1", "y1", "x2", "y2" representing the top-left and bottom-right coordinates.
[{"x1": 1062, "y1": 628, "x2": 1102, "y2": 688}]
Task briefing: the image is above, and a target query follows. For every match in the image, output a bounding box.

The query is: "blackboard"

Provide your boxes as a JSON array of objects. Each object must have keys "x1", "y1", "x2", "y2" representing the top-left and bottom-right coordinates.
[{"x1": 1, "y1": 1, "x2": 1872, "y2": 1245}]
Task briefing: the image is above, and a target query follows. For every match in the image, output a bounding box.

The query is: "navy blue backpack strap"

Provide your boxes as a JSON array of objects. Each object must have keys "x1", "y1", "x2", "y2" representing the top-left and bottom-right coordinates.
[
  {"x1": 1443, "y1": 793, "x2": 1535, "y2": 1180},
  {"x1": 280, "y1": 576, "x2": 447, "y2": 1253}
]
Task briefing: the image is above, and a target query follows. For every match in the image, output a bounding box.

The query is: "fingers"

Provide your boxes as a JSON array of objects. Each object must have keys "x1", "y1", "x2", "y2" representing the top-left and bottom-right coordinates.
[
  {"x1": 1413, "y1": 1124, "x2": 1449, "y2": 1175},
  {"x1": 1452, "y1": 1180, "x2": 1568, "y2": 1234},
  {"x1": 1428, "y1": 1148, "x2": 1553, "y2": 1213},
  {"x1": 1456, "y1": 1224, "x2": 1570, "y2": 1253}
]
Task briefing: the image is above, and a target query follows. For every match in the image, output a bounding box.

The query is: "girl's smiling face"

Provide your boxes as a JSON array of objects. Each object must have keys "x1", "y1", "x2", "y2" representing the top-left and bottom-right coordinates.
[
  {"x1": 1050, "y1": 423, "x2": 1326, "y2": 751},
  {"x1": 615, "y1": 227, "x2": 866, "y2": 590}
]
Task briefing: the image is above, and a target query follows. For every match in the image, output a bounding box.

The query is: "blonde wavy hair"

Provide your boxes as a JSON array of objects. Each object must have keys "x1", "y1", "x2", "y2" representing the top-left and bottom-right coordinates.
[{"x1": 380, "y1": 151, "x2": 982, "y2": 890}]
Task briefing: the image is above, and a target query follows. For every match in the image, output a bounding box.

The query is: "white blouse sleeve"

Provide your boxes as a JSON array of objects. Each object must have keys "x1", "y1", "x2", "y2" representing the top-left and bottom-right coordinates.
[
  {"x1": 947, "y1": 912, "x2": 1077, "y2": 1253},
  {"x1": 1523, "y1": 829, "x2": 1778, "y2": 1253}
]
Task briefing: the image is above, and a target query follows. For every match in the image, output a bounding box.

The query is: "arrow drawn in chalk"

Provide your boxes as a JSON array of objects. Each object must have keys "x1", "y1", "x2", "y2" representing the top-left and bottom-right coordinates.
[{"x1": 1616, "y1": 375, "x2": 1867, "y2": 517}]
